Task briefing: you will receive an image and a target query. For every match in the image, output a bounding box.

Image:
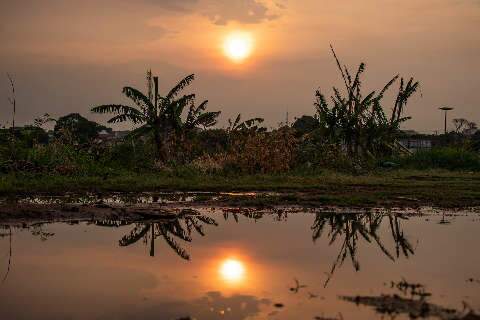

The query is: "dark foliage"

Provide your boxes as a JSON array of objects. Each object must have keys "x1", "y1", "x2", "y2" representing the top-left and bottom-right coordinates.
[{"x1": 54, "y1": 113, "x2": 110, "y2": 144}]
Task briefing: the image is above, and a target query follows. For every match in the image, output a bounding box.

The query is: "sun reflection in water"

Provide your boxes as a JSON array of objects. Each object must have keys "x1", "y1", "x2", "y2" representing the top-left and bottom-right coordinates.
[{"x1": 219, "y1": 258, "x2": 246, "y2": 283}]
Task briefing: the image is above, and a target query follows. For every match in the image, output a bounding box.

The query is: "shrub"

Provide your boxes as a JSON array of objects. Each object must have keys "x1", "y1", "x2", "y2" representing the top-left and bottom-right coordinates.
[
  {"x1": 296, "y1": 129, "x2": 368, "y2": 171},
  {"x1": 224, "y1": 128, "x2": 297, "y2": 174},
  {"x1": 395, "y1": 147, "x2": 480, "y2": 171}
]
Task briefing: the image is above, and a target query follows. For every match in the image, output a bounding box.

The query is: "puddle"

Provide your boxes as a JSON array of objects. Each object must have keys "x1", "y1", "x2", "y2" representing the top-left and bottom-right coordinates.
[{"x1": 0, "y1": 209, "x2": 479, "y2": 319}]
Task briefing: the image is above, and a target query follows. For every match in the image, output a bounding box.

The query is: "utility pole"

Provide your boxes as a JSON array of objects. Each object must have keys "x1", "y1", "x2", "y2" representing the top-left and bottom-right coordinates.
[{"x1": 439, "y1": 107, "x2": 453, "y2": 134}]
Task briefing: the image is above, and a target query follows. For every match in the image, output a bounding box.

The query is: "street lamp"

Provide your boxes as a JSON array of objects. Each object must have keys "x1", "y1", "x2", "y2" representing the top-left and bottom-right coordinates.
[{"x1": 439, "y1": 107, "x2": 454, "y2": 134}]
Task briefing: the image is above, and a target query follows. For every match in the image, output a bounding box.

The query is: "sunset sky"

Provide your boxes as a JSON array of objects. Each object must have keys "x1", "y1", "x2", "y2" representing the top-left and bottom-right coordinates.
[{"x1": 1, "y1": 0, "x2": 479, "y2": 132}]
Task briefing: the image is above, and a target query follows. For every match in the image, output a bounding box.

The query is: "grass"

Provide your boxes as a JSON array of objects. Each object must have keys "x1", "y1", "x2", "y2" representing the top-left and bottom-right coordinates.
[{"x1": 2, "y1": 169, "x2": 480, "y2": 207}]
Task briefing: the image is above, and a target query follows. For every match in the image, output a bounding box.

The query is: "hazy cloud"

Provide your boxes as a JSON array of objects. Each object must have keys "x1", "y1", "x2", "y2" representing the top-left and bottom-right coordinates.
[
  {"x1": 143, "y1": 0, "x2": 282, "y2": 25},
  {"x1": 201, "y1": 0, "x2": 280, "y2": 25},
  {"x1": 140, "y1": 0, "x2": 199, "y2": 12}
]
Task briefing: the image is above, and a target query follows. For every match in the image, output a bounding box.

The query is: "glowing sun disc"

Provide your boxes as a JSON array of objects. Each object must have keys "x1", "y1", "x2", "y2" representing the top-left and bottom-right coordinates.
[
  {"x1": 220, "y1": 259, "x2": 245, "y2": 282},
  {"x1": 223, "y1": 32, "x2": 253, "y2": 62}
]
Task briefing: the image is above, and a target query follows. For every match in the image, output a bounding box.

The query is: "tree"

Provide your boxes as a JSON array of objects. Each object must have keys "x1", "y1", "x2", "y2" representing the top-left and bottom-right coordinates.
[
  {"x1": 91, "y1": 72, "x2": 220, "y2": 161},
  {"x1": 314, "y1": 46, "x2": 420, "y2": 158},
  {"x1": 105, "y1": 210, "x2": 219, "y2": 259},
  {"x1": 292, "y1": 115, "x2": 318, "y2": 135},
  {"x1": 54, "y1": 113, "x2": 111, "y2": 144},
  {"x1": 226, "y1": 114, "x2": 265, "y2": 133},
  {"x1": 453, "y1": 118, "x2": 477, "y2": 135},
  {"x1": 312, "y1": 211, "x2": 413, "y2": 287}
]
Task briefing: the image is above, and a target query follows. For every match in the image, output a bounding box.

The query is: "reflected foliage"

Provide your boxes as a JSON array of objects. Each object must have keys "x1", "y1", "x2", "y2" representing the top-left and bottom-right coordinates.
[
  {"x1": 342, "y1": 279, "x2": 479, "y2": 320},
  {"x1": 311, "y1": 211, "x2": 414, "y2": 286},
  {"x1": 95, "y1": 209, "x2": 218, "y2": 260},
  {"x1": 2, "y1": 209, "x2": 418, "y2": 287},
  {"x1": 222, "y1": 208, "x2": 289, "y2": 222},
  {"x1": 1, "y1": 223, "x2": 55, "y2": 283},
  {"x1": 0, "y1": 226, "x2": 12, "y2": 283}
]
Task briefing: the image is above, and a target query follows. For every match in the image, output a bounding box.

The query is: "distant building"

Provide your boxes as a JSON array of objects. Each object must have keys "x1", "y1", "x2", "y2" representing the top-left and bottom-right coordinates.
[
  {"x1": 398, "y1": 130, "x2": 432, "y2": 153},
  {"x1": 95, "y1": 130, "x2": 130, "y2": 143}
]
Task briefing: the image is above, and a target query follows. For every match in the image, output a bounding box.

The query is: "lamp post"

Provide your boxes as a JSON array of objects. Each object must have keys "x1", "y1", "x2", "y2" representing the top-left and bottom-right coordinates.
[{"x1": 439, "y1": 107, "x2": 454, "y2": 134}]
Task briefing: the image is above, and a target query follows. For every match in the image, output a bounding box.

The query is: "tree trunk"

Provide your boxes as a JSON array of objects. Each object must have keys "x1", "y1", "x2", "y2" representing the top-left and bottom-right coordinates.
[
  {"x1": 149, "y1": 224, "x2": 155, "y2": 257},
  {"x1": 153, "y1": 126, "x2": 165, "y2": 162},
  {"x1": 153, "y1": 121, "x2": 171, "y2": 163}
]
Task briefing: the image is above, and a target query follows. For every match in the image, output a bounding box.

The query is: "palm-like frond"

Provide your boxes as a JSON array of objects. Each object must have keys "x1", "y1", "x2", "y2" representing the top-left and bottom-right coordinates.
[
  {"x1": 91, "y1": 104, "x2": 141, "y2": 116},
  {"x1": 195, "y1": 215, "x2": 218, "y2": 226},
  {"x1": 228, "y1": 114, "x2": 242, "y2": 130},
  {"x1": 107, "y1": 113, "x2": 145, "y2": 124},
  {"x1": 184, "y1": 100, "x2": 221, "y2": 130},
  {"x1": 91, "y1": 104, "x2": 146, "y2": 124},
  {"x1": 119, "y1": 224, "x2": 150, "y2": 247},
  {"x1": 167, "y1": 74, "x2": 195, "y2": 100},
  {"x1": 123, "y1": 87, "x2": 154, "y2": 116},
  {"x1": 159, "y1": 225, "x2": 190, "y2": 260},
  {"x1": 192, "y1": 111, "x2": 221, "y2": 128},
  {"x1": 227, "y1": 114, "x2": 265, "y2": 132}
]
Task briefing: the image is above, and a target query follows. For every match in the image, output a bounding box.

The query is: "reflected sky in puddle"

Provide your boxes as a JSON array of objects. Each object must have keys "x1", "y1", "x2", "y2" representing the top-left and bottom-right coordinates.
[{"x1": 0, "y1": 209, "x2": 479, "y2": 319}]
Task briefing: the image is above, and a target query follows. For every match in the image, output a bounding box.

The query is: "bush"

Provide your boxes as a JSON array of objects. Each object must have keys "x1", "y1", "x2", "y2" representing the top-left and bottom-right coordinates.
[
  {"x1": 223, "y1": 128, "x2": 297, "y2": 174},
  {"x1": 395, "y1": 148, "x2": 480, "y2": 171},
  {"x1": 100, "y1": 139, "x2": 156, "y2": 170},
  {"x1": 296, "y1": 129, "x2": 368, "y2": 172}
]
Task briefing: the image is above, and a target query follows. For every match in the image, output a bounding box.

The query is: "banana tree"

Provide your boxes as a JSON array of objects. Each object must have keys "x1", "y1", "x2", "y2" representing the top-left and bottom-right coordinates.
[
  {"x1": 312, "y1": 211, "x2": 414, "y2": 287},
  {"x1": 113, "y1": 211, "x2": 218, "y2": 259},
  {"x1": 314, "y1": 46, "x2": 419, "y2": 158},
  {"x1": 91, "y1": 72, "x2": 221, "y2": 161},
  {"x1": 226, "y1": 114, "x2": 265, "y2": 133}
]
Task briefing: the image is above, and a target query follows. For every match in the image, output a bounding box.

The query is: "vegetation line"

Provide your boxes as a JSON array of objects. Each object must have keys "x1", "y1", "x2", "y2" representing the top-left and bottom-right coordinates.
[{"x1": 1, "y1": 49, "x2": 479, "y2": 204}]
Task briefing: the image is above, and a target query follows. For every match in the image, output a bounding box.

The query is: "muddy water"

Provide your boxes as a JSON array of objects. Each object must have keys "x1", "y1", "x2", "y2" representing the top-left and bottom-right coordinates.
[{"x1": 0, "y1": 209, "x2": 479, "y2": 320}]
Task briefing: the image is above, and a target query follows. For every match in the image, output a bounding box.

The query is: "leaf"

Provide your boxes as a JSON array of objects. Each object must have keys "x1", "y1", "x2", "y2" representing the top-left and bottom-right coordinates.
[
  {"x1": 122, "y1": 87, "x2": 154, "y2": 115},
  {"x1": 167, "y1": 74, "x2": 195, "y2": 100},
  {"x1": 160, "y1": 227, "x2": 190, "y2": 260},
  {"x1": 119, "y1": 224, "x2": 150, "y2": 247}
]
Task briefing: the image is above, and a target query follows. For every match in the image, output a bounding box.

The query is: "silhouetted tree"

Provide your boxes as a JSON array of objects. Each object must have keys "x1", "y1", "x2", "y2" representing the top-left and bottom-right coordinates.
[
  {"x1": 91, "y1": 72, "x2": 220, "y2": 161},
  {"x1": 314, "y1": 46, "x2": 420, "y2": 158},
  {"x1": 105, "y1": 210, "x2": 218, "y2": 259},
  {"x1": 54, "y1": 113, "x2": 110, "y2": 144},
  {"x1": 292, "y1": 115, "x2": 318, "y2": 136},
  {"x1": 311, "y1": 211, "x2": 414, "y2": 287},
  {"x1": 227, "y1": 114, "x2": 265, "y2": 133}
]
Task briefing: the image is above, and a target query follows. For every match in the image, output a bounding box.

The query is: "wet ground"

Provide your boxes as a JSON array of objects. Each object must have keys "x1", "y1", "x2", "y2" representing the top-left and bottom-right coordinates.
[{"x1": 0, "y1": 206, "x2": 479, "y2": 319}]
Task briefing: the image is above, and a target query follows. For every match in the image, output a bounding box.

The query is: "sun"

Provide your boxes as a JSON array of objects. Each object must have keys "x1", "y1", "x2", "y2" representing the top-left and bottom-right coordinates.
[
  {"x1": 219, "y1": 259, "x2": 245, "y2": 282},
  {"x1": 223, "y1": 32, "x2": 254, "y2": 63}
]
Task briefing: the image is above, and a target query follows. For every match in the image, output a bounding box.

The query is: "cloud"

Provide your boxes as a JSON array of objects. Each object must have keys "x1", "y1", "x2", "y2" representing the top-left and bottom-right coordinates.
[
  {"x1": 201, "y1": 0, "x2": 280, "y2": 25},
  {"x1": 142, "y1": 0, "x2": 282, "y2": 25},
  {"x1": 141, "y1": 0, "x2": 199, "y2": 12}
]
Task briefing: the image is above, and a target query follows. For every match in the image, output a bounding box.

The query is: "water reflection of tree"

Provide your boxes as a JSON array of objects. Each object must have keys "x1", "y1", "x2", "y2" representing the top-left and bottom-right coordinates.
[
  {"x1": 311, "y1": 212, "x2": 414, "y2": 286},
  {"x1": 96, "y1": 209, "x2": 218, "y2": 260},
  {"x1": 0, "y1": 226, "x2": 12, "y2": 283},
  {"x1": 1, "y1": 223, "x2": 55, "y2": 283},
  {"x1": 222, "y1": 208, "x2": 289, "y2": 223}
]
